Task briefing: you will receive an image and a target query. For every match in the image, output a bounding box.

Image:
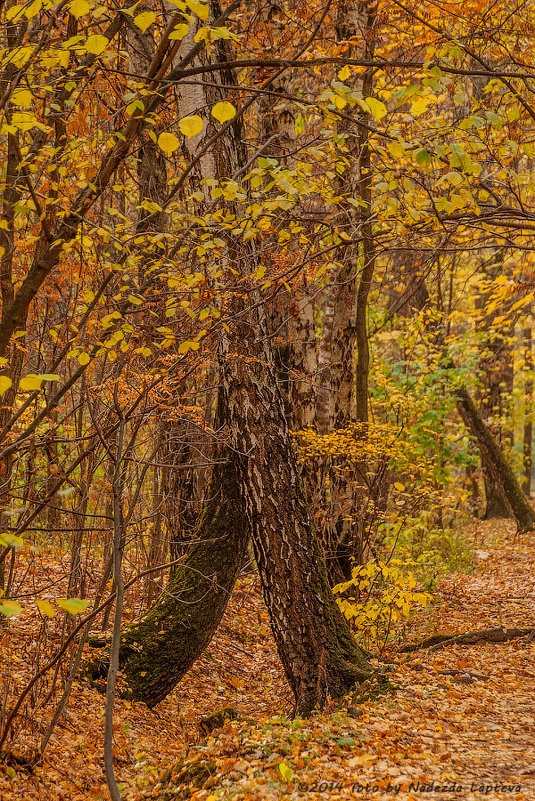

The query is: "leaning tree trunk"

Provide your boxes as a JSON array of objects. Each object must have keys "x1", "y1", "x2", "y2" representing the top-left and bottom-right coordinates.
[
  {"x1": 87, "y1": 450, "x2": 249, "y2": 707},
  {"x1": 456, "y1": 387, "x2": 535, "y2": 533},
  {"x1": 476, "y1": 253, "x2": 514, "y2": 519}
]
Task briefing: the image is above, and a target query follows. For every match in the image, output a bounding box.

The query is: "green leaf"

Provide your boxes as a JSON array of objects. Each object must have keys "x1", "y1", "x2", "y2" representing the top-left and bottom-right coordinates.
[
  {"x1": 337, "y1": 736, "x2": 356, "y2": 747},
  {"x1": 57, "y1": 598, "x2": 90, "y2": 615},
  {"x1": 485, "y1": 111, "x2": 503, "y2": 130},
  {"x1": 415, "y1": 148, "x2": 431, "y2": 166},
  {"x1": 0, "y1": 600, "x2": 22, "y2": 618}
]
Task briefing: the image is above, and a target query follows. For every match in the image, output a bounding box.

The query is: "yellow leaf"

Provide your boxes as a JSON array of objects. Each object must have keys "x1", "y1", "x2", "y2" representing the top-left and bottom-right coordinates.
[
  {"x1": 394, "y1": 481, "x2": 405, "y2": 491},
  {"x1": 211, "y1": 101, "x2": 236, "y2": 123},
  {"x1": 11, "y1": 89, "x2": 32, "y2": 108},
  {"x1": 84, "y1": 34, "x2": 109, "y2": 55},
  {"x1": 0, "y1": 376, "x2": 12, "y2": 395},
  {"x1": 134, "y1": 11, "x2": 156, "y2": 32},
  {"x1": 158, "y1": 132, "x2": 180, "y2": 154},
  {"x1": 6, "y1": 5, "x2": 24, "y2": 21},
  {"x1": 332, "y1": 94, "x2": 347, "y2": 110},
  {"x1": 410, "y1": 96, "x2": 431, "y2": 116},
  {"x1": 0, "y1": 600, "x2": 21, "y2": 618},
  {"x1": 57, "y1": 598, "x2": 90, "y2": 615},
  {"x1": 178, "y1": 115, "x2": 204, "y2": 138},
  {"x1": 69, "y1": 0, "x2": 90, "y2": 18},
  {"x1": 338, "y1": 64, "x2": 351, "y2": 81},
  {"x1": 24, "y1": 0, "x2": 41, "y2": 18},
  {"x1": 36, "y1": 599, "x2": 55, "y2": 618},
  {"x1": 169, "y1": 23, "x2": 190, "y2": 40},
  {"x1": 178, "y1": 340, "x2": 201, "y2": 354},
  {"x1": 387, "y1": 140, "x2": 404, "y2": 159},
  {"x1": 186, "y1": 0, "x2": 209, "y2": 20},
  {"x1": 279, "y1": 763, "x2": 294, "y2": 782},
  {"x1": 19, "y1": 374, "x2": 43, "y2": 391},
  {"x1": 366, "y1": 96, "x2": 387, "y2": 121},
  {"x1": 78, "y1": 352, "x2": 91, "y2": 366}
]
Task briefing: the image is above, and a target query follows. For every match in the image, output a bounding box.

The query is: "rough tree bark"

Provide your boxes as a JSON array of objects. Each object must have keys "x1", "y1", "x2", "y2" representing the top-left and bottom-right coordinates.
[
  {"x1": 86, "y1": 13, "x2": 252, "y2": 704},
  {"x1": 255, "y1": 2, "x2": 317, "y2": 432},
  {"x1": 117, "y1": 454, "x2": 248, "y2": 705}
]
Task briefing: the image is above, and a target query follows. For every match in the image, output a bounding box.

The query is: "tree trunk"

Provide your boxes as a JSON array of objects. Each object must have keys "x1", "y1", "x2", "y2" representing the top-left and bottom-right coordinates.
[
  {"x1": 475, "y1": 253, "x2": 514, "y2": 519},
  {"x1": 207, "y1": 0, "x2": 371, "y2": 713},
  {"x1": 315, "y1": 0, "x2": 377, "y2": 580},
  {"x1": 221, "y1": 302, "x2": 372, "y2": 715},
  {"x1": 456, "y1": 387, "x2": 535, "y2": 533}
]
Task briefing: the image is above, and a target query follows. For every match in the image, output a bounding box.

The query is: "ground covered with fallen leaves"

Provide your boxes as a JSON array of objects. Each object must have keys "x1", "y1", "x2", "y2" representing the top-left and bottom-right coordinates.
[{"x1": 1, "y1": 520, "x2": 534, "y2": 800}]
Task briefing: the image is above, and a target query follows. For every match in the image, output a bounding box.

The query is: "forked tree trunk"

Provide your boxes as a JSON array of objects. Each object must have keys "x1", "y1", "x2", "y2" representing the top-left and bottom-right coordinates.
[
  {"x1": 95, "y1": 0, "x2": 372, "y2": 714},
  {"x1": 456, "y1": 387, "x2": 535, "y2": 533},
  {"x1": 210, "y1": 0, "x2": 372, "y2": 711}
]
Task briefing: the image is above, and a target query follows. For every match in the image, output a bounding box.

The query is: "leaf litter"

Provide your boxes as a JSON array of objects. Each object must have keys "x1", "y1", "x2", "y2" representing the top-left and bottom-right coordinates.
[{"x1": 0, "y1": 520, "x2": 534, "y2": 800}]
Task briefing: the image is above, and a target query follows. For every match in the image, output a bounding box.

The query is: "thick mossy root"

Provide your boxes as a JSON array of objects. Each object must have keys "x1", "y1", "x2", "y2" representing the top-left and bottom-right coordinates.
[
  {"x1": 155, "y1": 758, "x2": 218, "y2": 801},
  {"x1": 350, "y1": 672, "x2": 398, "y2": 705},
  {"x1": 199, "y1": 706, "x2": 238, "y2": 735}
]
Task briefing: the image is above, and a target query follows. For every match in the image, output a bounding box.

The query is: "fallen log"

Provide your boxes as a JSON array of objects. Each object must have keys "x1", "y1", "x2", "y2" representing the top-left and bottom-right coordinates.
[{"x1": 400, "y1": 627, "x2": 535, "y2": 653}]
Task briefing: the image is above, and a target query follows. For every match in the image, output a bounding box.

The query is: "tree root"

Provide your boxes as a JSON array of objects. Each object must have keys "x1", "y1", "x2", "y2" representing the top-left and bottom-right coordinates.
[{"x1": 400, "y1": 626, "x2": 535, "y2": 653}]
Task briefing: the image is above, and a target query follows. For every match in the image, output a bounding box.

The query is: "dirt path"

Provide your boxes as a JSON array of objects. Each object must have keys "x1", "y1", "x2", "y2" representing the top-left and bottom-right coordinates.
[{"x1": 1, "y1": 521, "x2": 534, "y2": 800}]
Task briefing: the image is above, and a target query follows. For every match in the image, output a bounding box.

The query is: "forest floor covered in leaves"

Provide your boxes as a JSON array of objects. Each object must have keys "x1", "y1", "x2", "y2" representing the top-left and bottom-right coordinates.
[{"x1": 1, "y1": 520, "x2": 535, "y2": 801}]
